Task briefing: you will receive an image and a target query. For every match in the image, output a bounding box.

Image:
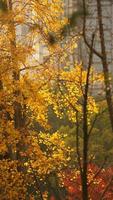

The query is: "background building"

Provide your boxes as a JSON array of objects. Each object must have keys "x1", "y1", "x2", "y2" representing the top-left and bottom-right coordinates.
[
  {"x1": 64, "y1": 0, "x2": 113, "y2": 73},
  {"x1": 19, "y1": 0, "x2": 113, "y2": 73}
]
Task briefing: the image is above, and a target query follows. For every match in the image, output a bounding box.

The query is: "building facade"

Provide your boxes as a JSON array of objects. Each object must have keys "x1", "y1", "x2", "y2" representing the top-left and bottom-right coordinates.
[
  {"x1": 64, "y1": 0, "x2": 113, "y2": 73},
  {"x1": 19, "y1": 0, "x2": 113, "y2": 72}
]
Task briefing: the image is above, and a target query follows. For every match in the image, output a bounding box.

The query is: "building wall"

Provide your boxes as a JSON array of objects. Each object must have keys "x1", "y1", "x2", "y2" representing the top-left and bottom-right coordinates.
[
  {"x1": 64, "y1": 0, "x2": 113, "y2": 73},
  {"x1": 19, "y1": 0, "x2": 113, "y2": 72}
]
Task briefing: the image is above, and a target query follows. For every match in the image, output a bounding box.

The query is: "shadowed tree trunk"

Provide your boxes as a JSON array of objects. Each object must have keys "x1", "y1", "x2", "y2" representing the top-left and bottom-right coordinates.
[
  {"x1": 82, "y1": 0, "x2": 113, "y2": 132},
  {"x1": 96, "y1": 0, "x2": 113, "y2": 132},
  {"x1": 81, "y1": 33, "x2": 94, "y2": 200}
]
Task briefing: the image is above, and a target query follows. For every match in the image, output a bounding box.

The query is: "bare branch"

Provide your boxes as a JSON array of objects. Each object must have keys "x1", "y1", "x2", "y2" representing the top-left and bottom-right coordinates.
[{"x1": 82, "y1": 0, "x2": 102, "y2": 59}]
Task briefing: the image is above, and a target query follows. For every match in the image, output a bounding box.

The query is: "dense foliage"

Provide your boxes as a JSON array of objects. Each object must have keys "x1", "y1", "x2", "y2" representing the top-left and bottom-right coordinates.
[{"x1": 0, "y1": 0, "x2": 113, "y2": 200}]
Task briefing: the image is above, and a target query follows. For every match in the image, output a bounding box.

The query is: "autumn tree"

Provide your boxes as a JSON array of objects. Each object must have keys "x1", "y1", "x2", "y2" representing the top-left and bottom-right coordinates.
[
  {"x1": 0, "y1": 0, "x2": 72, "y2": 199},
  {"x1": 1, "y1": 1, "x2": 112, "y2": 200}
]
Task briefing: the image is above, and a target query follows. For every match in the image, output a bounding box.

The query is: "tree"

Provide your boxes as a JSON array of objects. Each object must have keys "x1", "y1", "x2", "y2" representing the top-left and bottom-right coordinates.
[
  {"x1": 96, "y1": 0, "x2": 113, "y2": 131},
  {"x1": 82, "y1": 0, "x2": 113, "y2": 132},
  {"x1": 0, "y1": 1, "x2": 113, "y2": 199},
  {"x1": 0, "y1": 0, "x2": 71, "y2": 199}
]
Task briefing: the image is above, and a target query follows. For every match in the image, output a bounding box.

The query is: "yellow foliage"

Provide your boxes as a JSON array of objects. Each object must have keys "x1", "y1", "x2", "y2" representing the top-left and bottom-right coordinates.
[
  {"x1": 0, "y1": 160, "x2": 26, "y2": 200},
  {"x1": 0, "y1": 0, "x2": 102, "y2": 199},
  {"x1": 51, "y1": 65, "x2": 99, "y2": 123}
]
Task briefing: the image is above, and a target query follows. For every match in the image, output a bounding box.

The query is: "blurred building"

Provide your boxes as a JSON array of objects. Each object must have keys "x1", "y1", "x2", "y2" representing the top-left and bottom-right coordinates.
[
  {"x1": 64, "y1": 0, "x2": 113, "y2": 73},
  {"x1": 18, "y1": 0, "x2": 113, "y2": 74}
]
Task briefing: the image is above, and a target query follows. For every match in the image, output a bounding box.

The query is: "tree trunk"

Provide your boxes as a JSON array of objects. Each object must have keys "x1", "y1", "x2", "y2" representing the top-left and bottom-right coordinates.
[
  {"x1": 82, "y1": 33, "x2": 94, "y2": 200},
  {"x1": 6, "y1": 0, "x2": 25, "y2": 160},
  {"x1": 96, "y1": 0, "x2": 113, "y2": 131}
]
